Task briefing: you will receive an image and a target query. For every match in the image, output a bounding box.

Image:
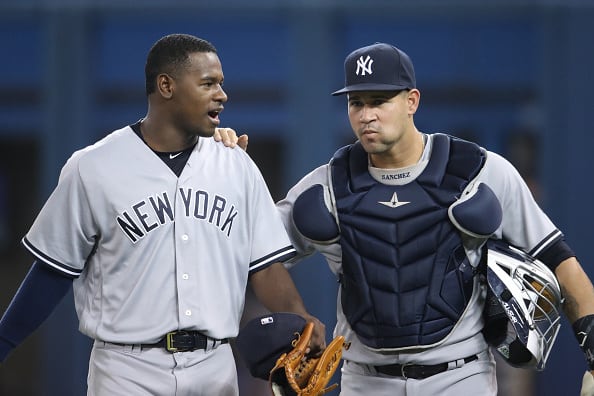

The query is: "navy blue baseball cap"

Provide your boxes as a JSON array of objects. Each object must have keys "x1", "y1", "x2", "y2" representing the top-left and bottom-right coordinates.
[
  {"x1": 235, "y1": 312, "x2": 306, "y2": 380},
  {"x1": 332, "y1": 43, "x2": 416, "y2": 96}
]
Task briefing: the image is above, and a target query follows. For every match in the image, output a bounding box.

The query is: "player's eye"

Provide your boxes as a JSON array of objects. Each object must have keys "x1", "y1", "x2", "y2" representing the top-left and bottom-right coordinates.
[{"x1": 201, "y1": 80, "x2": 224, "y2": 90}]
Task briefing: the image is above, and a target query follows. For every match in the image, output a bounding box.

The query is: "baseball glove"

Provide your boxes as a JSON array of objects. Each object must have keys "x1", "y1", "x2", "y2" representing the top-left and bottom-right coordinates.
[{"x1": 269, "y1": 322, "x2": 345, "y2": 396}]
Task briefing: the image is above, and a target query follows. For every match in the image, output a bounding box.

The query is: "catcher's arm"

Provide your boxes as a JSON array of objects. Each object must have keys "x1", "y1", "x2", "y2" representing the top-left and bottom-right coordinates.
[
  {"x1": 583, "y1": 371, "x2": 594, "y2": 396},
  {"x1": 555, "y1": 257, "x2": 594, "y2": 394},
  {"x1": 250, "y1": 262, "x2": 326, "y2": 354}
]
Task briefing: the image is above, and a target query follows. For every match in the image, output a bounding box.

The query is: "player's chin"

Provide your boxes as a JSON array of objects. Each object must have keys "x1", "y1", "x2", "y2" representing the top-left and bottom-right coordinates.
[
  {"x1": 195, "y1": 125, "x2": 217, "y2": 138},
  {"x1": 359, "y1": 138, "x2": 382, "y2": 152},
  {"x1": 202, "y1": 118, "x2": 222, "y2": 137}
]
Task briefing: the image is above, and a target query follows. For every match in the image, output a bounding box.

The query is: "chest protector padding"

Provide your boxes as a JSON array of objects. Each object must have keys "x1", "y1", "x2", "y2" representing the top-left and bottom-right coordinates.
[{"x1": 331, "y1": 134, "x2": 485, "y2": 349}]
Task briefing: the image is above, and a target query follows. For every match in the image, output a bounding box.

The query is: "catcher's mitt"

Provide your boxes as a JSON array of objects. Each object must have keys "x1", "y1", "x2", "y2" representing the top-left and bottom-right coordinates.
[{"x1": 269, "y1": 322, "x2": 345, "y2": 396}]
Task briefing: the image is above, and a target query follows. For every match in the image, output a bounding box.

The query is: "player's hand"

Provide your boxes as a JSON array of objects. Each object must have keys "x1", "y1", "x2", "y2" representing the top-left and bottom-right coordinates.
[
  {"x1": 213, "y1": 127, "x2": 249, "y2": 151},
  {"x1": 302, "y1": 313, "x2": 327, "y2": 357},
  {"x1": 581, "y1": 371, "x2": 594, "y2": 396}
]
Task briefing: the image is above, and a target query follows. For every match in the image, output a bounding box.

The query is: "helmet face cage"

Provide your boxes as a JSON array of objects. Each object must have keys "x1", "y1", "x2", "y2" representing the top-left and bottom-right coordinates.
[{"x1": 485, "y1": 241, "x2": 563, "y2": 371}]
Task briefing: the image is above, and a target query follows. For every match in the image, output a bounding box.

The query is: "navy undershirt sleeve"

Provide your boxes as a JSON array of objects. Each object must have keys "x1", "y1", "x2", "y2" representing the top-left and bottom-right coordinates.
[
  {"x1": 535, "y1": 238, "x2": 576, "y2": 272},
  {"x1": 0, "y1": 261, "x2": 73, "y2": 362}
]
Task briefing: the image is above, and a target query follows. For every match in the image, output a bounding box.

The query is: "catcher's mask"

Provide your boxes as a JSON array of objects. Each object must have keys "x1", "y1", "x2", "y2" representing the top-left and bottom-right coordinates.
[{"x1": 482, "y1": 239, "x2": 562, "y2": 371}]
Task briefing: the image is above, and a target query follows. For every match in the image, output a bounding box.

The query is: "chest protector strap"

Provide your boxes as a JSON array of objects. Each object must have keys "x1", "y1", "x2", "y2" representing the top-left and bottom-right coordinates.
[{"x1": 331, "y1": 134, "x2": 485, "y2": 349}]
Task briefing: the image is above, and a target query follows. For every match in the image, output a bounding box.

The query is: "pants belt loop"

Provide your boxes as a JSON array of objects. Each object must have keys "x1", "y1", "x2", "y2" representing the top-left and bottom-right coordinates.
[{"x1": 448, "y1": 358, "x2": 463, "y2": 370}]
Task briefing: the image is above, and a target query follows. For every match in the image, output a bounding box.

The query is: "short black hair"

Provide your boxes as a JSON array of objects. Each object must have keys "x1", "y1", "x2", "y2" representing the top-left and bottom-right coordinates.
[{"x1": 145, "y1": 33, "x2": 217, "y2": 96}]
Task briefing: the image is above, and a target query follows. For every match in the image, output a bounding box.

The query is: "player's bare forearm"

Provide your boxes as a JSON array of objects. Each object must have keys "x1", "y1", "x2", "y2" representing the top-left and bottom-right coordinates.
[
  {"x1": 249, "y1": 262, "x2": 326, "y2": 352},
  {"x1": 557, "y1": 257, "x2": 594, "y2": 393},
  {"x1": 250, "y1": 262, "x2": 308, "y2": 314},
  {"x1": 555, "y1": 257, "x2": 594, "y2": 323}
]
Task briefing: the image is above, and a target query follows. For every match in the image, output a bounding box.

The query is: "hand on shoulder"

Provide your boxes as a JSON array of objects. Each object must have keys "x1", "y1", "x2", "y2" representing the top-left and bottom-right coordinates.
[{"x1": 213, "y1": 127, "x2": 249, "y2": 151}]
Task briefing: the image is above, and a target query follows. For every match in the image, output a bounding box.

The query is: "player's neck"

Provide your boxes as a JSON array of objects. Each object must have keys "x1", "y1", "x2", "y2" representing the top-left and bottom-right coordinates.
[{"x1": 139, "y1": 117, "x2": 198, "y2": 152}]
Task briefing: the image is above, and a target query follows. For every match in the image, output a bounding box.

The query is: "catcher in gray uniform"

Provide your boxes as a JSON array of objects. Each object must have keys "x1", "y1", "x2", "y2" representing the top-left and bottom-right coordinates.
[
  {"x1": 273, "y1": 43, "x2": 594, "y2": 395},
  {"x1": 0, "y1": 33, "x2": 325, "y2": 396}
]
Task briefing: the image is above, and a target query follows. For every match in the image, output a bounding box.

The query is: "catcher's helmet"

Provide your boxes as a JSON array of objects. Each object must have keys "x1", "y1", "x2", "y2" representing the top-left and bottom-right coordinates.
[{"x1": 482, "y1": 240, "x2": 563, "y2": 371}]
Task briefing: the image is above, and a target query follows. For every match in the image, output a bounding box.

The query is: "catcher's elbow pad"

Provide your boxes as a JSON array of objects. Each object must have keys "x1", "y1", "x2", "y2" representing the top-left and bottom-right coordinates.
[
  {"x1": 269, "y1": 322, "x2": 345, "y2": 396},
  {"x1": 292, "y1": 184, "x2": 339, "y2": 244},
  {"x1": 448, "y1": 182, "x2": 502, "y2": 238}
]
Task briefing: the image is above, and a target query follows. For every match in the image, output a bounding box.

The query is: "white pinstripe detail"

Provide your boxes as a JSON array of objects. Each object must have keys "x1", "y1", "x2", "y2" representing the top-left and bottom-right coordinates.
[
  {"x1": 249, "y1": 247, "x2": 297, "y2": 272},
  {"x1": 22, "y1": 238, "x2": 81, "y2": 277},
  {"x1": 530, "y1": 230, "x2": 563, "y2": 257}
]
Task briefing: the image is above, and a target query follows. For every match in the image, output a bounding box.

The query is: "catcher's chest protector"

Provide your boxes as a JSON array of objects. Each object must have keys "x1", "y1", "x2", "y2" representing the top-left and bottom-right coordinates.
[{"x1": 331, "y1": 134, "x2": 485, "y2": 349}]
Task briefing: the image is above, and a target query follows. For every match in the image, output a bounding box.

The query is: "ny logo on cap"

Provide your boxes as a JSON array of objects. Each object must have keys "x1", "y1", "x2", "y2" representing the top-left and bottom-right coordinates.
[{"x1": 356, "y1": 55, "x2": 374, "y2": 76}]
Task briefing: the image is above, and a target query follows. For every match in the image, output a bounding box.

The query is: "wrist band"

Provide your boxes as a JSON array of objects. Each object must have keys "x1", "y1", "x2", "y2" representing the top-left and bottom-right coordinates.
[{"x1": 573, "y1": 314, "x2": 594, "y2": 370}]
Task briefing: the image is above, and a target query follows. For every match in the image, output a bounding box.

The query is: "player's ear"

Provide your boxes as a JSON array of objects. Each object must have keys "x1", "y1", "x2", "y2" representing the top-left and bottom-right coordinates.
[
  {"x1": 156, "y1": 73, "x2": 174, "y2": 99},
  {"x1": 406, "y1": 89, "x2": 420, "y2": 115}
]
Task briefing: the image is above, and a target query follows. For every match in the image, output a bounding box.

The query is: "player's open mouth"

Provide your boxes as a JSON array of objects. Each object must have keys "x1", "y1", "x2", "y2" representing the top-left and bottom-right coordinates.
[{"x1": 208, "y1": 110, "x2": 221, "y2": 124}]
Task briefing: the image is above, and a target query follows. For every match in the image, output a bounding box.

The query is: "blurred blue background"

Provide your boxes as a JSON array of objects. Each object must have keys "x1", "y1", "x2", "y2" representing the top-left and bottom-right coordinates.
[{"x1": 1, "y1": 0, "x2": 593, "y2": 395}]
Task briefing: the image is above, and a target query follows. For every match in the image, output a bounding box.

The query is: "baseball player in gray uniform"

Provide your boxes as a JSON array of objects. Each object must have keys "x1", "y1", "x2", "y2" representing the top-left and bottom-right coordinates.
[
  {"x1": 0, "y1": 33, "x2": 325, "y2": 395},
  {"x1": 272, "y1": 43, "x2": 594, "y2": 395}
]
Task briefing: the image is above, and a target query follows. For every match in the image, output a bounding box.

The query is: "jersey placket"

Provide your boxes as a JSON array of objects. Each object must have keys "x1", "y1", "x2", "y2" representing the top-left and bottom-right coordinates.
[{"x1": 173, "y1": 180, "x2": 201, "y2": 329}]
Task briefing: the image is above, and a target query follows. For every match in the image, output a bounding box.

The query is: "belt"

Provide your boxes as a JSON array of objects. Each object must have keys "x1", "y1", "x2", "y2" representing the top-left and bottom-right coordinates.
[
  {"x1": 375, "y1": 354, "x2": 478, "y2": 379},
  {"x1": 142, "y1": 330, "x2": 228, "y2": 353}
]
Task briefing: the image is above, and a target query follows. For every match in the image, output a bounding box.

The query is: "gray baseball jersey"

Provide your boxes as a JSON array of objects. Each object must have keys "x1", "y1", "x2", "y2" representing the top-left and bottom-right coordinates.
[
  {"x1": 22, "y1": 125, "x2": 295, "y2": 343},
  {"x1": 277, "y1": 133, "x2": 560, "y2": 367}
]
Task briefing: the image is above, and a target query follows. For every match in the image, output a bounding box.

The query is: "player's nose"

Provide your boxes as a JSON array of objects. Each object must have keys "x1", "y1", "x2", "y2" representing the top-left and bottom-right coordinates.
[
  {"x1": 359, "y1": 105, "x2": 376, "y2": 123},
  {"x1": 215, "y1": 84, "x2": 228, "y2": 103}
]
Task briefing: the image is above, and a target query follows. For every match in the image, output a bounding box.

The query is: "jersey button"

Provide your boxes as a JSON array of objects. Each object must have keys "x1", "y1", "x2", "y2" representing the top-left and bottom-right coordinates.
[
  {"x1": 182, "y1": 273, "x2": 189, "y2": 280},
  {"x1": 185, "y1": 310, "x2": 192, "y2": 316},
  {"x1": 181, "y1": 234, "x2": 189, "y2": 241}
]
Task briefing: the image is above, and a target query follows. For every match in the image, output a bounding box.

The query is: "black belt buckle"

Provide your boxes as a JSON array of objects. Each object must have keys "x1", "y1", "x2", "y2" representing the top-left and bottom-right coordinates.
[{"x1": 166, "y1": 331, "x2": 197, "y2": 352}]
